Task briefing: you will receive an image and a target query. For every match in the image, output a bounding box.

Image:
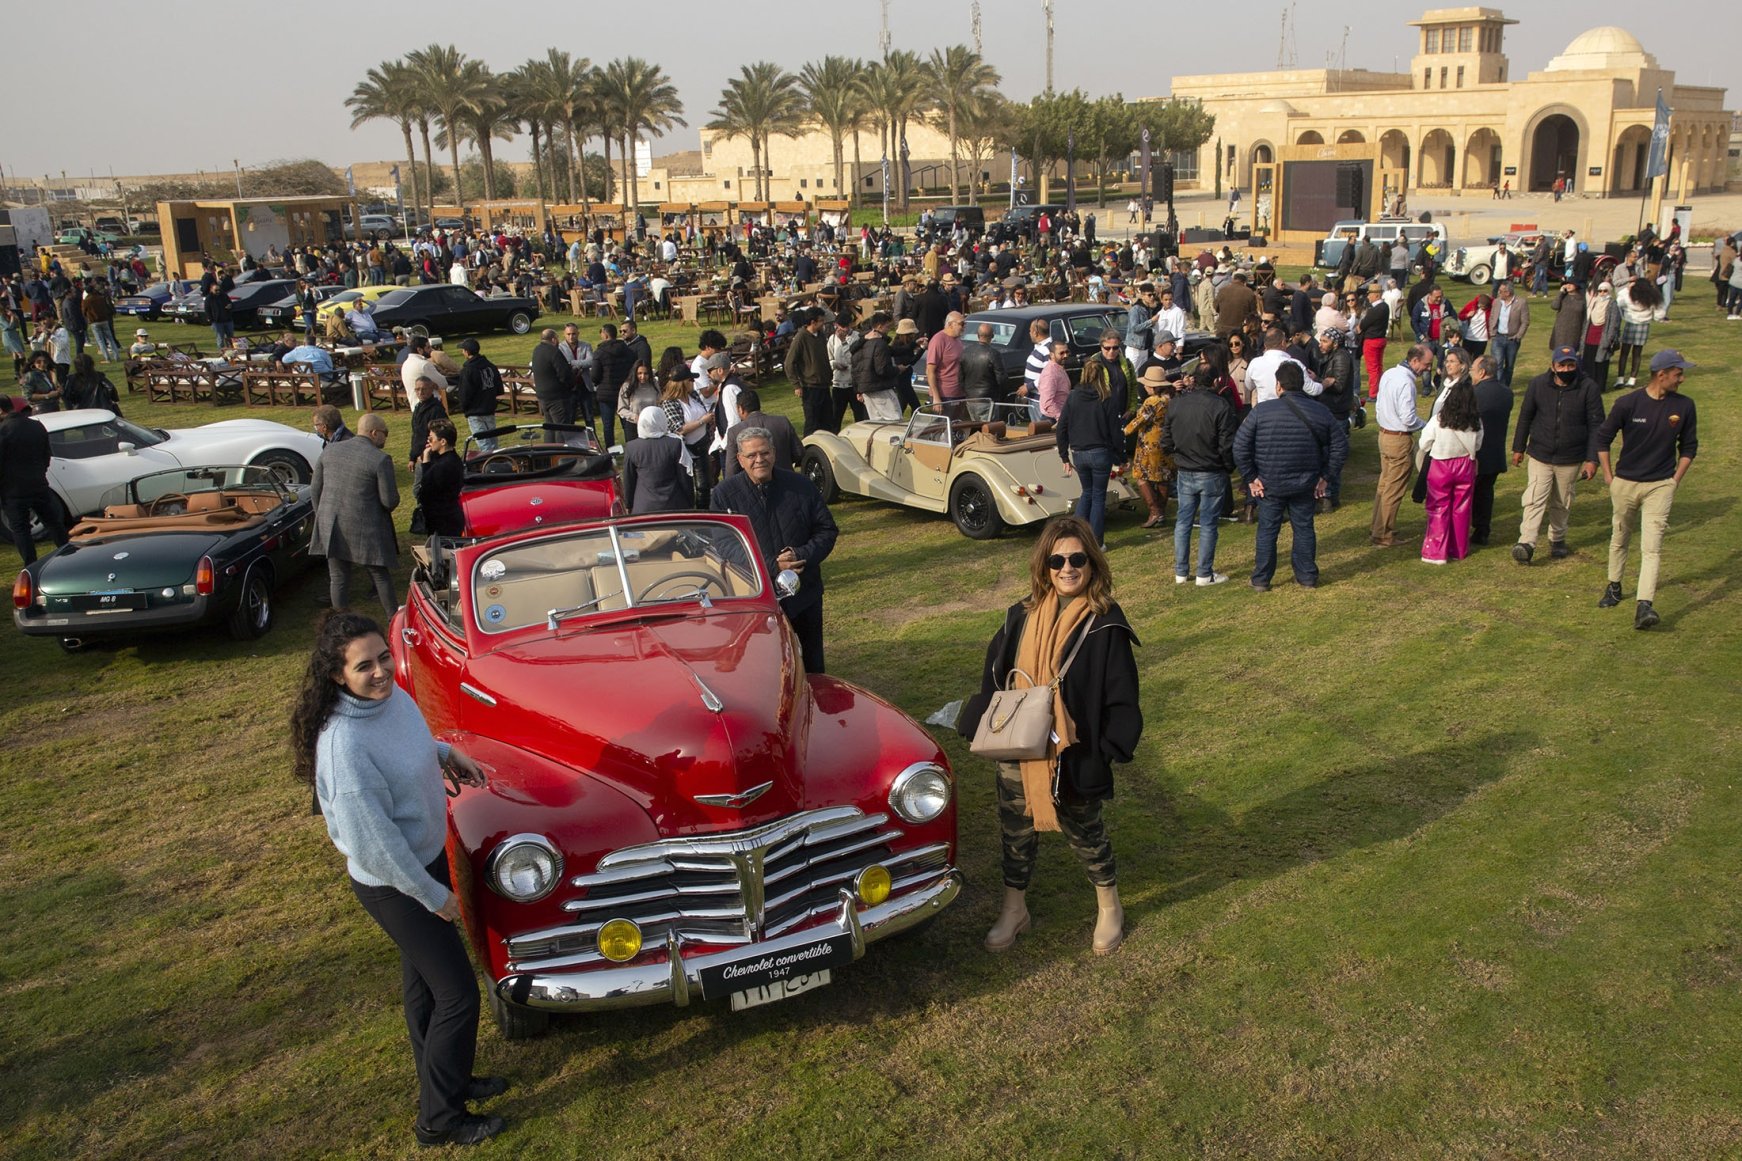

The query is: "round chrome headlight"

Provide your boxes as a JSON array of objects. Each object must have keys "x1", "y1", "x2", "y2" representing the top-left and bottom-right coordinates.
[
  {"x1": 888, "y1": 762, "x2": 951, "y2": 824},
  {"x1": 485, "y1": 834, "x2": 563, "y2": 902}
]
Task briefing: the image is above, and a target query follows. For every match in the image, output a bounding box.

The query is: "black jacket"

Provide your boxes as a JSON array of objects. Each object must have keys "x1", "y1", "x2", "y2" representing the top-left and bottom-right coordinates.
[
  {"x1": 412, "y1": 449, "x2": 466, "y2": 536},
  {"x1": 1233, "y1": 392, "x2": 1350, "y2": 497},
  {"x1": 1472, "y1": 376, "x2": 1515, "y2": 475},
  {"x1": 1512, "y1": 370, "x2": 1602, "y2": 464},
  {"x1": 1358, "y1": 302, "x2": 1390, "y2": 340},
  {"x1": 851, "y1": 332, "x2": 905, "y2": 396},
  {"x1": 1056, "y1": 385, "x2": 1123, "y2": 460},
  {"x1": 621, "y1": 435, "x2": 693, "y2": 513},
  {"x1": 1316, "y1": 347, "x2": 1356, "y2": 419},
  {"x1": 408, "y1": 397, "x2": 447, "y2": 468},
  {"x1": 592, "y1": 338, "x2": 638, "y2": 397},
  {"x1": 709, "y1": 467, "x2": 838, "y2": 616},
  {"x1": 1161, "y1": 387, "x2": 1238, "y2": 472},
  {"x1": 914, "y1": 289, "x2": 948, "y2": 337},
  {"x1": 959, "y1": 601, "x2": 1143, "y2": 804},
  {"x1": 455, "y1": 355, "x2": 503, "y2": 418},
  {"x1": 958, "y1": 340, "x2": 1005, "y2": 402},
  {"x1": 723, "y1": 412, "x2": 803, "y2": 476},
  {"x1": 0, "y1": 412, "x2": 53, "y2": 495},
  {"x1": 528, "y1": 340, "x2": 571, "y2": 400}
]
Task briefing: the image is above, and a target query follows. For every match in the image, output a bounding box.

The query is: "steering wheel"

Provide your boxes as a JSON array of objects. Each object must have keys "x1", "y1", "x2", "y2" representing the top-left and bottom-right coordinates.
[
  {"x1": 637, "y1": 571, "x2": 726, "y2": 603},
  {"x1": 479, "y1": 454, "x2": 522, "y2": 475},
  {"x1": 147, "y1": 492, "x2": 190, "y2": 515}
]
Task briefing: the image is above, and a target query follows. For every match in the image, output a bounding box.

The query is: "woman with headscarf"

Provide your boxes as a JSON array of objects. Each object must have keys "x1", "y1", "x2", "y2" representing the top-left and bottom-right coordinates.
[
  {"x1": 1581, "y1": 281, "x2": 1621, "y2": 391},
  {"x1": 621, "y1": 405, "x2": 693, "y2": 513}
]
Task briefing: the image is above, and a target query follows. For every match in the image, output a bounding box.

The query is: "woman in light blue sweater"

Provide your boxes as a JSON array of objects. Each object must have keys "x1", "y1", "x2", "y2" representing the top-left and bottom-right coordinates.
[{"x1": 291, "y1": 611, "x2": 506, "y2": 1149}]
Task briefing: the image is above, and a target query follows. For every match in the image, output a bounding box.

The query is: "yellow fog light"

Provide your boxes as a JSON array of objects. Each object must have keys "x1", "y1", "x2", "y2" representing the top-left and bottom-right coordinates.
[
  {"x1": 856, "y1": 865, "x2": 892, "y2": 907},
  {"x1": 597, "y1": 919, "x2": 643, "y2": 962}
]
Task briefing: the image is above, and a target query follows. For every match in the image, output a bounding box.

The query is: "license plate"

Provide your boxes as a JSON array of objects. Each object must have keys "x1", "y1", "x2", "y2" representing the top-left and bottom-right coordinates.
[
  {"x1": 729, "y1": 970, "x2": 831, "y2": 1011},
  {"x1": 73, "y1": 592, "x2": 146, "y2": 611},
  {"x1": 697, "y1": 933, "x2": 854, "y2": 1000}
]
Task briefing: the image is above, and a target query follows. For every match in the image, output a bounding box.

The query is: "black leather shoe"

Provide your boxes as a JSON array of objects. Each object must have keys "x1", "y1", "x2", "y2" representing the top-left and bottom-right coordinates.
[
  {"x1": 1511, "y1": 543, "x2": 1533, "y2": 564},
  {"x1": 416, "y1": 1114, "x2": 506, "y2": 1148},
  {"x1": 1598, "y1": 581, "x2": 1623, "y2": 608},
  {"x1": 1250, "y1": 579, "x2": 1271, "y2": 592},
  {"x1": 1635, "y1": 600, "x2": 1660, "y2": 630},
  {"x1": 465, "y1": 1076, "x2": 509, "y2": 1102},
  {"x1": 1550, "y1": 541, "x2": 1570, "y2": 559}
]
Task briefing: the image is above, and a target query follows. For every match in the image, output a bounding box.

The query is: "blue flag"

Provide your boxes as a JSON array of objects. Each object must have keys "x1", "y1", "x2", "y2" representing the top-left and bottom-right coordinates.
[
  {"x1": 1646, "y1": 89, "x2": 1671, "y2": 180},
  {"x1": 345, "y1": 166, "x2": 356, "y2": 195}
]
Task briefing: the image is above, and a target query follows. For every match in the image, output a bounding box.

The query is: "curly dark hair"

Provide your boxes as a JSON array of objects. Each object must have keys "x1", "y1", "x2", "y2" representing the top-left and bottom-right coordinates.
[
  {"x1": 289, "y1": 610, "x2": 385, "y2": 786},
  {"x1": 1437, "y1": 379, "x2": 1482, "y2": 433}
]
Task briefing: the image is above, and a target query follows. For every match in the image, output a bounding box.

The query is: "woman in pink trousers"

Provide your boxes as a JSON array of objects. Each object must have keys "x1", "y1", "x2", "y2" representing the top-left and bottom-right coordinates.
[{"x1": 1416, "y1": 379, "x2": 1483, "y2": 563}]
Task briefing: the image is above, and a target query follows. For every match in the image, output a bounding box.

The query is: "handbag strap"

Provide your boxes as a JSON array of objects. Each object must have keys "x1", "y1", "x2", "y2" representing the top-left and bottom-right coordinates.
[{"x1": 1004, "y1": 616, "x2": 1094, "y2": 692}]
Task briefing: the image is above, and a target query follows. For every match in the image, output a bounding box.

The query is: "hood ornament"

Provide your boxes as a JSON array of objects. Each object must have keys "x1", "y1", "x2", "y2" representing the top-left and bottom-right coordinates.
[{"x1": 695, "y1": 781, "x2": 774, "y2": 810}]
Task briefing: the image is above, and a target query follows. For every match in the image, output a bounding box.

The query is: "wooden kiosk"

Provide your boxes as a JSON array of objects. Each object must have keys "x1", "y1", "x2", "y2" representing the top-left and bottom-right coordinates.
[
  {"x1": 696, "y1": 201, "x2": 732, "y2": 244},
  {"x1": 156, "y1": 195, "x2": 357, "y2": 278},
  {"x1": 473, "y1": 200, "x2": 547, "y2": 235}
]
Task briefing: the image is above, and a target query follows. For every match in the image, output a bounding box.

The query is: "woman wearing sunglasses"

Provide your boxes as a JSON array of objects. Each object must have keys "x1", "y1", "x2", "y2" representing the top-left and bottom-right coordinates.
[{"x1": 959, "y1": 517, "x2": 1143, "y2": 955}]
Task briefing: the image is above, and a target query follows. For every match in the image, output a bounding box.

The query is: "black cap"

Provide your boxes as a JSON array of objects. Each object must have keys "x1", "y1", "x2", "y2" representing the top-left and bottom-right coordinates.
[{"x1": 459, "y1": 338, "x2": 481, "y2": 355}]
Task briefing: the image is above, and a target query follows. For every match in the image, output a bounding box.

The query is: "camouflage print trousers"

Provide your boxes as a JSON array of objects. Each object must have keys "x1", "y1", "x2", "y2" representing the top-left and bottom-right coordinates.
[{"x1": 996, "y1": 761, "x2": 1116, "y2": 890}]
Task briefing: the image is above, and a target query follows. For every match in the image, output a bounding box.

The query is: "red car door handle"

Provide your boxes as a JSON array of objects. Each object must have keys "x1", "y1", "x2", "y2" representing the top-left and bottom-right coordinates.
[{"x1": 401, "y1": 627, "x2": 421, "y2": 647}]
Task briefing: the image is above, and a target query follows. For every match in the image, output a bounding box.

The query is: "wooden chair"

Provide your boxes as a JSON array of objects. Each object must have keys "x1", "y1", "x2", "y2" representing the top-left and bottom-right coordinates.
[
  {"x1": 726, "y1": 335, "x2": 761, "y2": 386},
  {"x1": 497, "y1": 365, "x2": 538, "y2": 415},
  {"x1": 364, "y1": 365, "x2": 407, "y2": 410}
]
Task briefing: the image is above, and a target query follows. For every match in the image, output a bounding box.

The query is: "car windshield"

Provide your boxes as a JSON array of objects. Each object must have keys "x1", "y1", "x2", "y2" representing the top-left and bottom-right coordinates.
[
  {"x1": 129, "y1": 284, "x2": 169, "y2": 299},
  {"x1": 327, "y1": 290, "x2": 362, "y2": 308},
  {"x1": 100, "y1": 465, "x2": 278, "y2": 509},
  {"x1": 48, "y1": 416, "x2": 170, "y2": 461},
  {"x1": 374, "y1": 289, "x2": 416, "y2": 308},
  {"x1": 472, "y1": 520, "x2": 764, "y2": 634}
]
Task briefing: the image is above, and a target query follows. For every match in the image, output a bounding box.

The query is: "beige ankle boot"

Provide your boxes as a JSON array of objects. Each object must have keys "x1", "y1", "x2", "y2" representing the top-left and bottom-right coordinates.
[
  {"x1": 984, "y1": 887, "x2": 1031, "y2": 952},
  {"x1": 1092, "y1": 884, "x2": 1124, "y2": 954}
]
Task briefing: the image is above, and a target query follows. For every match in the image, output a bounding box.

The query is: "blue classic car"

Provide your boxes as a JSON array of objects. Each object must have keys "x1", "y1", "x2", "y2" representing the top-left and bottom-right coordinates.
[{"x1": 13, "y1": 465, "x2": 315, "y2": 652}]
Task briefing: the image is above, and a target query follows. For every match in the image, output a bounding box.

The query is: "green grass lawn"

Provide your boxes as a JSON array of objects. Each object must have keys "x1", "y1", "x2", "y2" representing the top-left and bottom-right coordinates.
[{"x1": 2, "y1": 281, "x2": 1739, "y2": 1159}]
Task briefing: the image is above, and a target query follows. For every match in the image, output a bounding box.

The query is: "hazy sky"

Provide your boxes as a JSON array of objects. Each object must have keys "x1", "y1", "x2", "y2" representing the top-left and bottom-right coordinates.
[{"x1": 4, "y1": 0, "x2": 1731, "y2": 180}]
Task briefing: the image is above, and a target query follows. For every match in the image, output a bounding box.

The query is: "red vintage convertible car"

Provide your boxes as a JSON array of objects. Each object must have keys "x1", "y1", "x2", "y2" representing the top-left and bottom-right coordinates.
[
  {"x1": 393, "y1": 512, "x2": 960, "y2": 1037},
  {"x1": 458, "y1": 422, "x2": 619, "y2": 538}
]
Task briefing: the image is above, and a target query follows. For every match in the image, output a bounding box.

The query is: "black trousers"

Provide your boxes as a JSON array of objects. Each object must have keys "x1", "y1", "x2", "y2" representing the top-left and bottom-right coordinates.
[
  {"x1": 784, "y1": 599, "x2": 825, "y2": 674},
  {"x1": 1472, "y1": 471, "x2": 1499, "y2": 543},
  {"x1": 800, "y1": 387, "x2": 834, "y2": 436},
  {"x1": 831, "y1": 387, "x2": 863, "y2": 429},
  {"x1": 3, "y1": 487, "x2": 69, "y2": 565},
  {"x1": 350, "y1": 857, "x2": 480, "y2": 1135},
  {"x1": 536, "y1": 392, "x2": 575, "y2": 427}
]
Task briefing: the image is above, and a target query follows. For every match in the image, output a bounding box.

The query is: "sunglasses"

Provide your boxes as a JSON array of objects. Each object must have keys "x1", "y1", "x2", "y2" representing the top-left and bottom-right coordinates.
[{"x1": 1047, "y1": 552, "x2": 1089, "y2": 571}]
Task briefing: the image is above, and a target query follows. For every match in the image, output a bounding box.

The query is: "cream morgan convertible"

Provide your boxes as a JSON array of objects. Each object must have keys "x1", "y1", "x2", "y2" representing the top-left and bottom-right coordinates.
[{"x1": 799, "y1": 401, "x2": 1138, "y2": 540}]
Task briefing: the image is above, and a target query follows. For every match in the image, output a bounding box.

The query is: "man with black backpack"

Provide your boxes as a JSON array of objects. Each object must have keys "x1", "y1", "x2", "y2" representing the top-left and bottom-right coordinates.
[{"x1": 454, "y1": 338, "x2": 504, "y2": 452}]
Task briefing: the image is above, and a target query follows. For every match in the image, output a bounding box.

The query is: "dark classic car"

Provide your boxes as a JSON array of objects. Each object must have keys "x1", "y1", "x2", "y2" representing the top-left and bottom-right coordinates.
[
  {"x1": 367, "y1": 284, "x2": 539, "y2": 336},
  {"x1": 114, "y1": 283, "x2": 181, "y2": 320},
  {"x1": 393, "y1": 513, "x2": 960, "y2": 1037},
  {"x1": 457, "y1": 422, "x2": 620, "y2": 538},
  {"x1": 256, "y1": 284, "x2": 345, "y2": 333},
  {"x1": 13, "y1": 465, "x2": 314, "y2": 650},
  {"x1": 163, "y1": 268, "x2": 285, "y2": 324},
  {"x1": 961, "y1": 304, "x2": 1216, "y2": 393}
]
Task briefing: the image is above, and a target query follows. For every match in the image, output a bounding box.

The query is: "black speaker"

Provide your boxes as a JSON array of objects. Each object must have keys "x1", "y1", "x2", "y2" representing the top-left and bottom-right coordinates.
[
  {"x1": 1156, "y1": 163, "x2": 1175, "y2": 203},
  {"x1": 1337, "y1": 164, "x2": 1363, "y2": 210}
]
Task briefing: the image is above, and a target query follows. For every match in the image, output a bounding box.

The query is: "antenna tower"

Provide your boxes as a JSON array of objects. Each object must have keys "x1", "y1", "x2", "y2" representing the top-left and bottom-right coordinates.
[
  {"x1": 1276, "y1": 3, "x2": 1298, "y2": 68},
  {"x1": 972, "y1": 1, "x2": 983, "y2": 56},
  {"x1": 1043, "y1": 0, "x2": 1055, "y2": 93},
  {"x1": 880, "y1": 0, "x2": 892, "y2": 56}
]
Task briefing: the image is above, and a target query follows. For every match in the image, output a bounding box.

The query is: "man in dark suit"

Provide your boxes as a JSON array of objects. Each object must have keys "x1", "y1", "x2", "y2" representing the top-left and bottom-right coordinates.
[
  {"x1": 528, "y1": 328, "x2": 575, "y2": 426},
  {"x1": 1468, "y1": 353, "x2": 1515, "y2": 546},
  {"x1": 721, "y1": 389, "x2": 801, "y2": 478},
  {"x1": 311, "y1": 411, "x2": 400, "y2": 614},
  {"x1": 710, "y1": 426, "x2": 838, "y2": 673}
]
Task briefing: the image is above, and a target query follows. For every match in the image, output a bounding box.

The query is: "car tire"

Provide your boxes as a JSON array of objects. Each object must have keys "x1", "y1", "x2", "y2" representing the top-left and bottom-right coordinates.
[
  {"x1": 1468, "y1": 264, "x2": 1492, "y2": 286},
  {"x1": 800, "y1": 447, "x2": 838, "y2": 503},
  {"x1": 227, "y1": 567, "x2": 273, "y2": 641},
  {"x1": 251, "y1": 449, "x2": 311, "y2": 487},
  {"x1": 948, "y1": 474, "x2": 1004, "y2": 540},
  {"x1": 490, "y1": 988, "x2": 551, "y2": 1040},
  {"x1": 507, "y1": 311, "x2": 534, "y2": 335}
]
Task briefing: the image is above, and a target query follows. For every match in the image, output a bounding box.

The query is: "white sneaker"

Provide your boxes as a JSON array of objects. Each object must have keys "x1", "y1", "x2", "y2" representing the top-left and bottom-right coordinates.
[
  {"x1": 1195, "y1": 572, "x2": 1229, "y2": 586},
  {"x1": 1728, "y1": 314, "x2": 1740, "y2": 321},
  {"x1": 1174, "y1": 574, "x2": 1189, "y2": 584}
]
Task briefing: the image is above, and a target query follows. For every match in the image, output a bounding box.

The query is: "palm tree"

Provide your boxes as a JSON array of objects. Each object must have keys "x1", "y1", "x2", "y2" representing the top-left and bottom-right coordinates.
[
  {"x1": 511, "y1": 53, "x2": 578, "y2": 204},
  {"x1": 706, "y1": 92, "x2": 758, "y2": 201},
  {"x1": 957, "y1": 93, "x2": 1018, "y2": 207},
  {"x1": 925, "y1": 45, "x2": 1001, "y2": 205},
  {"x1": 346, "y1": 60, "x2": 423, "y2": 224},
  {"x1": 708, "y1": 63, "x2": 804, "y2": 201},
  {"x1": 411, "y1": 43, "x2": 488, "y2": 208},
  {"x1": 866, "y1": 51, "x2": 929, "y2": 211},
  {"x1": 798, "y1": 57, "x2": 869, "y2": 202},
  {"x1": 599, "y1": 57, "x2": 685, "y2": 216},
  {"x1": 455, "y1": 64, "x2": 518, "y2": 202}
]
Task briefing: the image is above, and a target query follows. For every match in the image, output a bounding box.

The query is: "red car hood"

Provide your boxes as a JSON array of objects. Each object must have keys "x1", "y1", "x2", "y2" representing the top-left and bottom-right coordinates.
[
  {"x1": 460, "y1": 479, "x2": 617, "y2": 538},
  {"x1": 466, "y1": 607, "x2": 806, "y2": 835}
]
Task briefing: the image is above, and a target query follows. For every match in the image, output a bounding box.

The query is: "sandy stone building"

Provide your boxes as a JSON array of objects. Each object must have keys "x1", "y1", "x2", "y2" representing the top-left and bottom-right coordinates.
[{"x1": 1162, "y1": 9, "x2": 1730, "y2": 202}]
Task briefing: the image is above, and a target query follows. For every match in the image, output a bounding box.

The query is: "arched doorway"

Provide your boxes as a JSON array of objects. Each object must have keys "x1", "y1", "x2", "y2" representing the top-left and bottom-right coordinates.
[
  {"x1": 1611, "y1": 125, "x2": 1651, "y2": 193},
  {"x1": 1464, "y1": 129, "x2": 1501, "y2": 189},
  {"x1": 1379, "y1": 130, "x2": 1411, "y2": 175},
  {"x1": 1419, "y1": 130, "x2": 1455, "y2": 187},
  {"x1": 1296, "y1": 130, "x2": 1324, "y2": 145},
  {"x1": 1529, "y1": 114, "x2": 1580, "y2": 191},
  {"x1": 1337, "y1": 129, "x2": 1366, "y2": 144},
  {"x1": 1251, "y1": 143, "x2": 1273, "y2": 166}
]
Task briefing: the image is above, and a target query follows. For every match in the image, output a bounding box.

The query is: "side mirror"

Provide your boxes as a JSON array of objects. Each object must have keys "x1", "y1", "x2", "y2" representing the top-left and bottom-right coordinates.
[
  {"x1": 774, "y1": 568, "x2": 800, "y2": 599},
  {"x1": 888, "y1": 434, "x2": 903, "y2": 447},
  {"x1": 118, "y1": 442, "x2": 137, "y2": 455}
]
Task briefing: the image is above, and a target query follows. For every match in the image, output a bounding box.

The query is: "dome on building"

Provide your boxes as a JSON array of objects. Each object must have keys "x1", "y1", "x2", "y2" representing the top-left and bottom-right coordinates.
[
  {"x1": 1546, "y1": 27, "x2": 1657, "y2": 71},
  {"x1": 1255, "y1": 99, "x2": 1298, "y2": 116}
]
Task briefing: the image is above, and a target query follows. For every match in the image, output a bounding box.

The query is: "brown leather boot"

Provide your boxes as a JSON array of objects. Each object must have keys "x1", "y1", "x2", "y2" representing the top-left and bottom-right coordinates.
[
  {"x1": 984, "y1": 887, "x2": 1031, "y2": 952},
  {"x1": 1136, "y1": 481, "x2": 1164, "y2": 528},
  {"x1": 1092, "y1": 884, "x2": 1124, "y2": 954}
]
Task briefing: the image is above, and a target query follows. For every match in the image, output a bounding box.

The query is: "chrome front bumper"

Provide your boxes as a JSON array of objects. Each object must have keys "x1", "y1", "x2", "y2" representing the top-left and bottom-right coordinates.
[{"x1": 497, "y1": 871, "x2": 961, "y2": 1013}]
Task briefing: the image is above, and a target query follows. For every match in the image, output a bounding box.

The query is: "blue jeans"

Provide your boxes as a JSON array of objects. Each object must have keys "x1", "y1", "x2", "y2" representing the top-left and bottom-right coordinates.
[
  {"x1": 465, "y1": 413, "x2": 499, "y2": 452},
  {"x1": 1253, "y1": 492, "x2": 1318, "y2": 586},
  {"x1": 1491, "y1": 335, "x2": 1520, "y2": 386},
  {"x1": 1531, "y1": 262, "x2": 1549, "y2": 295},
  {"x1": 1173, "y1": 470, "x2": 1227, "y2": 578},
  {"x1": 1070, "y1": 446, "x2": 1114, "y2": 545},
  {"x1": 211, "y1": 319, "x2": 234, "y2": 349}
]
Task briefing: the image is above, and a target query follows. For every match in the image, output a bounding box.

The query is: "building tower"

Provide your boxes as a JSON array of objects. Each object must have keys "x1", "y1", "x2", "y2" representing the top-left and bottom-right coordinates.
[{"x1": 1408, "y1": 7, "x2": 1517, "y2": 91}]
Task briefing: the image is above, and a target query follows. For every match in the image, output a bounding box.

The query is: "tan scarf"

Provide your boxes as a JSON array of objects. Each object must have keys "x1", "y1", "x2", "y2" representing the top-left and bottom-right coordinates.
[{"x1": 1011, "y1": 591, "x2": 1095, "y2": 831}]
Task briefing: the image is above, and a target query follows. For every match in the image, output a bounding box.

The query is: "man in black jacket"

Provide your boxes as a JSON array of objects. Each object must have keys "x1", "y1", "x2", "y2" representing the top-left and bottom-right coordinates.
[
  {"x1": 454, "y1": 338, "x2": 504, "y2": 452},
  {"x1": 1469, "y1": 354, "x2": 1515, "y2": 546},
  {"x1": 590, "y1": 323, "x2": 637, "y2": 448},
  {"x1": 1162, "y1": 365, "x2": 1239, "y2": 585},
  {"x1": 786, "y1": 308, "x2": 833, "y2": 436},
  {"x1": 1509, "y1": 345, "x2": 1601, "y2": 563},
  {"x1": 959, "y1": 321, "x2": 1006, "y2": 404},
  {"x1": 1313, "y1": 328, "x2": 1358, "y2": 508},
  {"x1": 1233, "y1": 361, "x2": 1349, "y2": 591},
  {"x1": 528, "y1": 328, "x2": 575, "y2": 427},
  {"x1": 0, "y1": 399, "x2": 69, "y2": 563},
  {"x1": 850, "y1": 313, "x2": 906, "y2": 421},
  {"x1": 710, "y1": 426, "x2": 839, "y2": 673}
]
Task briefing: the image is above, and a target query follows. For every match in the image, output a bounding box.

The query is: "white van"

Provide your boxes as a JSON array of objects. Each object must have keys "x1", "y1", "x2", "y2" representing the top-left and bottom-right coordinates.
[{"x1": 1317, "y1": 218, "x2": 1448, "y2": 270}]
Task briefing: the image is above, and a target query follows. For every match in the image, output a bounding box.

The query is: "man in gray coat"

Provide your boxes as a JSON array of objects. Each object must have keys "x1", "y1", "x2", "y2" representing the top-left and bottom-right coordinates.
[{"x1": 311, "y1": 411, "x2": 400, "y2": 613}]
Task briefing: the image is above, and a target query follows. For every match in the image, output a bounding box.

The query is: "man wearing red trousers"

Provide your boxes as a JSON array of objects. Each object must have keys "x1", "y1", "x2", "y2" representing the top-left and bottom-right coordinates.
[{"x1": 1358, "y1": 282, "x2": 1390, "y2": 399}]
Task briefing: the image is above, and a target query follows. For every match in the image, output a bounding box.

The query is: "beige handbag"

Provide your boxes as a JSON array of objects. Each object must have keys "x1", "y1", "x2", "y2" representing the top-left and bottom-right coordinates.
[{"x1": 969, "y1": 624, "x2": 1091, "y2": 761}]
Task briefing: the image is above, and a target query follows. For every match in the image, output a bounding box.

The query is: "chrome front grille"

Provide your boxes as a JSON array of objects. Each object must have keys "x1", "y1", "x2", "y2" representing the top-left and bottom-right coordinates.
[{"x1": 503, "y1": 807, "x2": 949, "y2": 970}]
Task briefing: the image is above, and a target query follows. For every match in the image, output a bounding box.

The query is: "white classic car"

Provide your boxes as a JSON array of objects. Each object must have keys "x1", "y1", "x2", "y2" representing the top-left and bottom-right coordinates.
[
  {"x1": 799, "y1": 401, "x2": 1138, "y2": 540},
  {"x1": 1445, "y1": 231, "x2": 1546, "y2": 285},
  {"x1": 6, "y1": 409, "x2": 325, "y2": 535}
]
